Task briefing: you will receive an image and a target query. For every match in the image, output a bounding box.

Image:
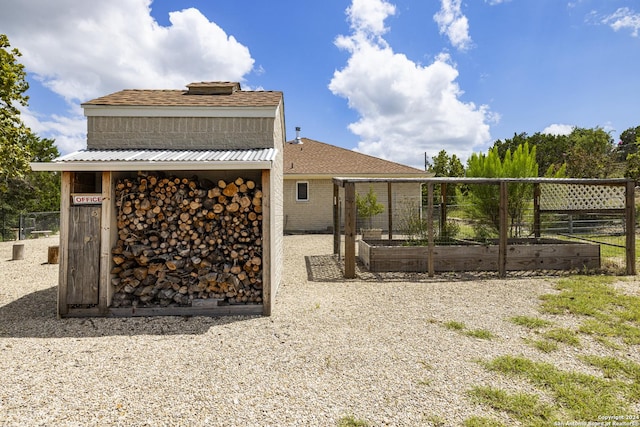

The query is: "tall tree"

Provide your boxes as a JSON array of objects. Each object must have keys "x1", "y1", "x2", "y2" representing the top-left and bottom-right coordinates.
[
  {"x1": 0, "y1": 34, "x2": 32, "y2": 189},
  {"x1": 465, "y1": 143, "x2": 538, "y2": 237},
  {"x1": 0, "y1": 34, "x2": 60, "y2": 239},
  {"x1": 426, "y1": 149, "x2": 464, "y2": 205},
  {"x1": 618, "y1": 125, "x2": 640, "y2": 161},
  {"x1": 565, "y1": 127, "x2": 617, "y2": 178}
]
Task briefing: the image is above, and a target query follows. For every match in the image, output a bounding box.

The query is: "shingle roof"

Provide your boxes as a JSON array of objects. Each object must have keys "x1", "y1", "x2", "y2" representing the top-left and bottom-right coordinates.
[
  {"x1": 82, "y1": 82, "x2": 282, "y2": 108},
  {"x1": 284, "y1": 138, "x2": 427, "y2": 176}
]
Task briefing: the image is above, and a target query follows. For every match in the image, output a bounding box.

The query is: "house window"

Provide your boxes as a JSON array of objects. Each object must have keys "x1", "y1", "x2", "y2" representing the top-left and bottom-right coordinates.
[{"x1": 296, "y1": 181, "x2": 309, "y2": 202}]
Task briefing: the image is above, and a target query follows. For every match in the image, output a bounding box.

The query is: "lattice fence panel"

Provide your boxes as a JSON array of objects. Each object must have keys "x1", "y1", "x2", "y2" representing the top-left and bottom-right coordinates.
[{"x1": 540, "y1": 184, "x2": 626, "y2": 211}]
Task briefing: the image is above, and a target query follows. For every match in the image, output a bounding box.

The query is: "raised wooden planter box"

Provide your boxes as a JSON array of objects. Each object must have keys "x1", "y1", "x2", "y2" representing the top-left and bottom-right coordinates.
[{"x1": 358, "y1": 238, "x2": 600, "y2": 272}]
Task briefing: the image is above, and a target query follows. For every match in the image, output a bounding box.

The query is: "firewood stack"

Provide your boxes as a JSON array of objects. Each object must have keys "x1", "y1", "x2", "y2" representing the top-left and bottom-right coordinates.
[{"x1": 111, "y1": 173, "x2": 263, "y2": 308}]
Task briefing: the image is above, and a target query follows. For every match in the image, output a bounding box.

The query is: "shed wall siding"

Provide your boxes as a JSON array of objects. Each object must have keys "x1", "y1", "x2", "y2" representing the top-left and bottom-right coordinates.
[
  {"x1": 270, "y1": 103, "x2": 285, "y2": 306},
  {"x1": 87, "y1": 116, "x2": 276, "y2": 150},
  {"x1": 283, "y1": 179, "x2": 422, "y2": 233}
]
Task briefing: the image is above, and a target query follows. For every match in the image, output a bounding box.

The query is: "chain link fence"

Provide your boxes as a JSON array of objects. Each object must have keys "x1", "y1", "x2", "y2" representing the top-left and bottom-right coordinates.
[{"x1": 1, "y1": 211, "x2": 60, "y2": 241}]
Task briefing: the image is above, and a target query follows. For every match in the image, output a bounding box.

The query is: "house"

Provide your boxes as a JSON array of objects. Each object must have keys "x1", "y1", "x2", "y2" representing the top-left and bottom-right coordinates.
[
  {"x1": 283, "y1": 136, "x2": 429, "y2": 233},
  {"x1": 31, "y1": 82, "x2": 285, "y2": 317}
]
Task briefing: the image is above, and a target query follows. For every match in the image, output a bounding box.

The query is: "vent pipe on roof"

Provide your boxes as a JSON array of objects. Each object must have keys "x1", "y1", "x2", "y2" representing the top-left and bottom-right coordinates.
[{"x1": 294, "y1": 126, "x2": 303, "y2": 144}]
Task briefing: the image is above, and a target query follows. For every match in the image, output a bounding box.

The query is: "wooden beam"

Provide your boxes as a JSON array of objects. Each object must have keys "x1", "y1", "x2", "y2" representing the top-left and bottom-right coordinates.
[
  {"x1": 625, "y1": 180, "x2": 636, "y2": 275},
  {"x1": 344, "y1": 182, "x2": 356, "y2": 278},
  {"x1": 427, "y1": 183, "x2": 434, "y2": 277},
  {"x1": 388, "y1": 181, "x2": 393, "y2": 240},
  {"x1": 499, "y1": 182, "x2": 508, "y2": 278},
  {"x1": 57, "y1": 171, "x2": 72, "y2": 317},
  {"x1": 333, "y1": 183, "x2": 340, "y2": 255},
  {"x1": 99, "y1": 171, "x2": 113, "y2": 314},
  {"x1": 440, "y1": 183, "x2": 447, "y2": 236}
]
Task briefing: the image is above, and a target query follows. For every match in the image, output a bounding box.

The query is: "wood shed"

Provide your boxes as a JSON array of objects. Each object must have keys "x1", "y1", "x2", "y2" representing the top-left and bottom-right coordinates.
[{"x1": 31, "y1": 82, "x2": 285, "y2": 317}]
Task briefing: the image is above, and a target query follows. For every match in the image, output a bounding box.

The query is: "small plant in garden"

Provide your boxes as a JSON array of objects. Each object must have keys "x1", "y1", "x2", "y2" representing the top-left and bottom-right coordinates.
[{"x1": 356, "y1": 186, "x2": 384, "y2": 230}]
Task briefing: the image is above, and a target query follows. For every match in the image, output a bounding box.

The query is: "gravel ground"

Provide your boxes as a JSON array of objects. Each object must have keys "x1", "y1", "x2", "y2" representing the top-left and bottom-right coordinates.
[{"x1": 0, "y1": 235, "x2": 638, "y2": 426}]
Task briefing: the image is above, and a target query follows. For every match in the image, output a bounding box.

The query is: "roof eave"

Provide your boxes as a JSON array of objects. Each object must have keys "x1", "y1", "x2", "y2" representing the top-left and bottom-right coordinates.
[{"x1": 30, "y1": 160, "x2": 273, "y2": 172}]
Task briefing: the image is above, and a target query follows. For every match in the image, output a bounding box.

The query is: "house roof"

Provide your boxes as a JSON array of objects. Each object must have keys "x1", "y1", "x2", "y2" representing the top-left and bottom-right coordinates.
[
  {"x1": 82, "y1": 82, "x2": 283, "y2": 109},
  {"x1": 30, "y1": 148, "x2": 277, "y2": 172},
  {"x1": 284, "y1": 138, "x2": 428, "y2": 177}
]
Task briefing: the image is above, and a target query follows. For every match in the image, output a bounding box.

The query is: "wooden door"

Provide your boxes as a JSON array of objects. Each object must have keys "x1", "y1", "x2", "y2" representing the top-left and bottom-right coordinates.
[{"x1": 66, "y1": 206, "x2": 101, "y2": 305}]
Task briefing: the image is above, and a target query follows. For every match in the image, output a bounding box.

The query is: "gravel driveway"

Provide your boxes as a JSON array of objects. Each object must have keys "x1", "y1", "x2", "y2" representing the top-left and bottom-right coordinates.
[{"x1": 0, "y1": 235, "x2": 635, "y2": 426}]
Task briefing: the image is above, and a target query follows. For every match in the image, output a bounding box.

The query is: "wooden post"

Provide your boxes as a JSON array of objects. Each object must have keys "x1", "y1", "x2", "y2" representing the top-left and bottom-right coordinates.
[
  {"x1": 344, "y1": 182, "x2": 356, "y2": 279},
  {"x1": 533, "y1": 183, "x2": 541, "y2": 239},
  {"x1": 388, "y1": 182, "x2": 393, "y2": 240},
  {"x1": 47, "y1": 246, "x2": 59, "y2": 264},
  {"x1": 99, "y1": 171, "x2": 113, "y2": 314},
  {"x1": 625, "y1": 180, "x2": 636, "y2": 275},
  {"x1": 427, "y1": 183, "x2": 434, "y2": 277},
  {"x1": 499, "y1": 181, "x2": 508, "y2": 277},
  {"x1": 333, "y1": 183, "x2": 340, "y2": 256},
  {"x1": 58, "y1": 171, "x2": 72, "y2": 317},
  {"x1": 12, "y1": 244, "x2": 24, "y2": 261},
  {"x1": 440, "y1": 183, "x2": 447, "y2": 236}
]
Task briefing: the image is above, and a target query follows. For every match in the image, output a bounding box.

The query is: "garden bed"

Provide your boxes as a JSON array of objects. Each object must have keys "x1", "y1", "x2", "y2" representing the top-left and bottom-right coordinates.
[{"x1": 358, "y1": 238, "x2": 600, "y2": 272}]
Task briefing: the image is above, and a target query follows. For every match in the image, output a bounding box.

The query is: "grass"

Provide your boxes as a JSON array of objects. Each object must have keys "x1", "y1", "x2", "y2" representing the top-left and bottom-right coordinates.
[
  {"x1": 465, "y1": 329, "x2": 496, "y2": 340},
  {"x1": 443, "y1": 320, "x2": 495, "y2": 340},
  {"x1": 540, "y1": 275, "x2": 640, "y2": 345},
  {"x1": 467, "y1": 386, "x2": 556, "y2": 426},
  {"x1": 462, "y1": 416, "x2": 506, "y2": 427},
  {"x1": 466, "y1": 275, "x2": 640, "y2": 424},
  {"x1": 526, "y1": 338, "x2": 558, "y2": 353},
  {"x1": 509, "y1": 315, "x2": 552, "y2": 329},
  {"x1": 444, "y1": 320, "x2": 466, "y2": 330},
  {"x1": 337, "y1": 415, "x2": 369, "y2": 427},
  {"x1": 541, "y1": 327, "x2": 581, "y2": 346}
]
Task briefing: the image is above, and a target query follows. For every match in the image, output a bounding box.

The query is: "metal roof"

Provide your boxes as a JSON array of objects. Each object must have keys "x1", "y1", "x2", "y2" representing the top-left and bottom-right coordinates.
[{"x1": 31, "y1": 148, "x2": 277, "y2": 172}]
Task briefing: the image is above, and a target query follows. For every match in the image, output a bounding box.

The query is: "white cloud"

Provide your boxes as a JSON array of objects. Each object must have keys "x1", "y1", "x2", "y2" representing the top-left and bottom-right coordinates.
[
  {"x1": 542, "y1": 124, "x2": 574, "y2": 136},
  {"x1": 602, "y1": 7, "x2": 640, "y2": 37},
  {"x1": 485, "y1": 0, "x2": 511, "y2": 4},
  {"x1": 433, "y1": 0, "x2": 472, "y2": 51},
  {"x1": 0, "y1": 0, "x2": 255, "y2": 153},
  {"x1": 329, "y1": 0, "x2": 492, "y2": 168}
]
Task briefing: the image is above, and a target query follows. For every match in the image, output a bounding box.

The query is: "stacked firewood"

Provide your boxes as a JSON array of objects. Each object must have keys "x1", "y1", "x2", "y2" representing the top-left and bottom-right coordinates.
[{"x1": 111, "y1": 173, "x2": 263, "y2": 307}]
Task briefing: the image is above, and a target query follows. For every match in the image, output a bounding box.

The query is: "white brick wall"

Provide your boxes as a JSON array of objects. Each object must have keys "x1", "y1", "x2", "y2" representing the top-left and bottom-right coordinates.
[{"x1": 283, "y1": 179, "x2": 422, "y2": 233}]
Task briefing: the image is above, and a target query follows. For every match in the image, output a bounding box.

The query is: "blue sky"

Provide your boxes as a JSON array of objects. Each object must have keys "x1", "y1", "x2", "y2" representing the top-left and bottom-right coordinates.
[{"x1": 0, "y1": 0, "x2": 639, "y2": 169}]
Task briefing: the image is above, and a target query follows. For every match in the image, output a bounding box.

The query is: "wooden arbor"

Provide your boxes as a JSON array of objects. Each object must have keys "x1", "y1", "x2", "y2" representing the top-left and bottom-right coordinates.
[{"x1": 332, "y1": 177, "x2": 636, "y2": 278}]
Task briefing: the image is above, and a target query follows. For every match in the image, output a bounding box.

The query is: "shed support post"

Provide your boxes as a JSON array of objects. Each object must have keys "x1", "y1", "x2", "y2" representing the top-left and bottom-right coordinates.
[
  {"x1": 58, "y1": 171, "x2": 72, "y2": 317},
  {"x1": 344, "y1": 182, "x2": 356, "y2": 279},
  {"x1": 388, "y1": 182, "x2": 393, "y2": 240},
  {"x1": 427, "y1": 183, "x2": 434, "y2": 277},
  {"x1": 99, "y1": 171, "x2": 113, "y2": 314},
  {"x1": 625, "y1": 180, "x2": 636, "y2": 275},
  {"x1": 440, "y1": 183, "x2": 447, "y2": 236},
  {"x1": 499, "y1": 181, "x2": 508, "y2": 278},
  {"x1": 333, "y1": 183, "x2": 340, "y2": 256}
]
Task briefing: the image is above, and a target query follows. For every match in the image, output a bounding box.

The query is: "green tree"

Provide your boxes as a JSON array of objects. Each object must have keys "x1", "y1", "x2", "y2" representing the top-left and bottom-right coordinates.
[
  {"x1": 492, "y1": 131, "x2": 569, "y2": 176},
  {"x1": 465, "y1": 143, "x2": 538, "y2": 237},
  {"x1": 565, "y1": 127, "x2": 617, "y2": 178},
  {"x1": 0, "y1": 34, "x2": 32, "y2": 188},
  {"x1": 426, "y1": 149, "x2": 464, "y2": 205},
  {"x1": 356, "y1": 185, "x2": 384, "y2": 229},
  {"x1": 617, "y1": 125, "x2": 640, "y2": 161},
  {"x1": 624, "y1": 134, "x2": 640, "y2": 184},
  {"x1": 0, "y1": 34, "x2": 60, "y2": 239}
]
